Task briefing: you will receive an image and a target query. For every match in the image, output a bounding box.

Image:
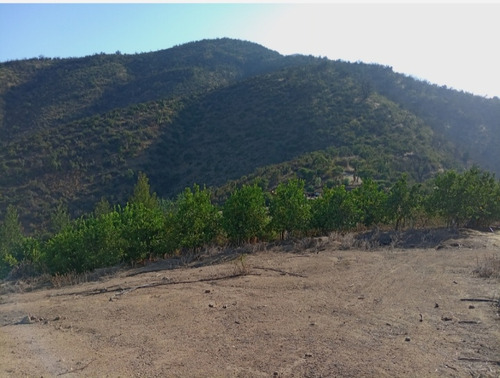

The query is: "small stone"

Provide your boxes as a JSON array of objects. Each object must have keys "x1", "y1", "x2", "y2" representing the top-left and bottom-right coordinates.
[
  {"x1": 405, "y1": 337, "x2": 411, "y2": 342},
  {"x1": 273, "y1": 372, "x2": 279, "y2": 376},
  {"x1": 205, "y1": 289, "x2": 211, "y2": 294},
  {"x1": 208, "y1": 303, "x2": 215, "y2": 308},
  {"x1": 468, "y1": 305, "x2": 475, "y2": 309},
  {"x1": 305, "y1": 353, "x2": 313, "y2": 358},
  {"x1": 434, "y1": 303, "x2": 439, "y2": 308},
  {"x1": 222, "y1": 304, "x2": 227, "y2": 309},
  {"x1": 19, "y1": 315, "x2": 32, "y2": 324}
]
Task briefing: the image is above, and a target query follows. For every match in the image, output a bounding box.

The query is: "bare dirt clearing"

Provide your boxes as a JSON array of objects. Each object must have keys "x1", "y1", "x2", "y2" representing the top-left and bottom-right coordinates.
[{"x1": 1, "y1": 229, "x2": 499, "y2": 377}]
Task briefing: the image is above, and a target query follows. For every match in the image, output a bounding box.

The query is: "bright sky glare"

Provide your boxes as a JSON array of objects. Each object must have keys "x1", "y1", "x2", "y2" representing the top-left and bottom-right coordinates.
[{"x1": 1, "y1": 2, "x2": 499, "y2": 98}]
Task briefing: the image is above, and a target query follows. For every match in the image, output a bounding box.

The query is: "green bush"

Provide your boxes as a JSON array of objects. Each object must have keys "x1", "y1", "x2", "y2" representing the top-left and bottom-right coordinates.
[
  {"x1": 172, "y1": 185, "x2": 221, "y2": 251},
  {"x1": 270, "y1": 179, "x2": 311, "y2": 239},
  {"x1": 311, "y1": 185, "x2": 361, "y2": 233},
  {"x1": 222, "y1": 184, "x2": 270, "y2": 245},
  {"x1": 119, "y1": 203, "x2": 167, "y2": 262},
  {"x1": 44, "y1": 211, "x2": 125, "y2": 274},
  {"x1": 352, "y1": 179, "x2": 387, "y2": 227},
  {"x1": 385, "y1": 174, "x2": 422, "y2": 230},
  {"x1": 427, "y1": 167, "x2": 500, "y2": 227}
]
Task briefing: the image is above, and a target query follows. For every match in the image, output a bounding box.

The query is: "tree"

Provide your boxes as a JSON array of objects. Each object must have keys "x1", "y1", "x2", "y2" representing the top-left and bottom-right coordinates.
[
  {"x1": 270, "y1": 179, "x2": 311, "y2": 239},
  {"x1": 352, "y1": 179, "x2": 387, "y2": 227},
  {"x1": 173, "y1": 185, "x2": 220, "y2": 251},
  {"x1": 311, "y1": 185, "x2": 361, "y2": 233},
  {"x1": 129, "y1": 171, "x2": 158, "y2": 210},
  {"x1": 49, "y1": 202, "x2": 71, "y2": 235},
  {"x1": 385, "y1": 174, "x2": 422, "y2": 230},
  {"x1": 45, "y1": 211, "x2": 125, "y2": 274},
  {"x1": 428, "y1": 167, "x2": 500, "y2": 228},
  {"x1": 222, "y1": 184, "x2": 269, "y2": 245},
  {"x1": 119, "y1": 203, "x2": 166, "y2": 262},
  {"x1": 94, "y1": 196, "x2": 112, "y2": 217},
  {"x1": 0, "y1": 205, "x2": 25, "y2": 277}
]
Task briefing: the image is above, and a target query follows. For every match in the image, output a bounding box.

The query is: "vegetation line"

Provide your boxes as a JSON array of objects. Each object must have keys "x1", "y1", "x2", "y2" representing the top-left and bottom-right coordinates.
[{"x1": 1, "y1": 167, "x2": 499, "y2": 280}]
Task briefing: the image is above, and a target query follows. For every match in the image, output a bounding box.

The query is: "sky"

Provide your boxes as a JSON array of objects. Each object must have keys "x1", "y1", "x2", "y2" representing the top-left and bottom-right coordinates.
[{"x1": 1, "y1": 2, "x2": 499, "y2": 98}]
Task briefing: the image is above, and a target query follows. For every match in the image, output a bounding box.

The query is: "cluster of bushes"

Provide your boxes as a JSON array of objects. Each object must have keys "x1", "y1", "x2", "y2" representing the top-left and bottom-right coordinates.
[{"x1": 1, "y1": 167, "x2": 499, "y2": 279}]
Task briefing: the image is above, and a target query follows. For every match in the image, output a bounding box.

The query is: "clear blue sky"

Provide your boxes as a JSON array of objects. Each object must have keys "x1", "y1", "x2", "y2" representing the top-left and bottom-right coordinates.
[{"x1": 1, "y1": 2, "x2": 499, "y2": 98}]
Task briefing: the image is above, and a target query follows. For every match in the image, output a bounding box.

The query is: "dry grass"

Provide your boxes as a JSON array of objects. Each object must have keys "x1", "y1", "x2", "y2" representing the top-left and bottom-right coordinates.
[{"x1": 473, "y1": 253, "x2": 500, "y2": 279}]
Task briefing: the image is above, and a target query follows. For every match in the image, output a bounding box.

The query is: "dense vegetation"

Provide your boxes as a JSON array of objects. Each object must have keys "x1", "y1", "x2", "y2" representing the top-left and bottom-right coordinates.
[
  {"x1": 1, "y1": 38, "x2": 500, "y2": 233},
  {"x1": 1, "y1": 168, "x2": 499, "y2": 279}
]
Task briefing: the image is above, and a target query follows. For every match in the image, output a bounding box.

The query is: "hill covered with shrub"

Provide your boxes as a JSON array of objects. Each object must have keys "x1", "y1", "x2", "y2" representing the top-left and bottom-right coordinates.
[{"x1": 1, "y1": 38, "x2": 499, "y2": 231}]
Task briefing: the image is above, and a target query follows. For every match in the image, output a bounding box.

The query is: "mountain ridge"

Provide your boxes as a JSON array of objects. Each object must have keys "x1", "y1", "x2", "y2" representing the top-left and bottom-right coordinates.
[{"x1": 0, "y1": 38, "x2": 499, "y2": 231}]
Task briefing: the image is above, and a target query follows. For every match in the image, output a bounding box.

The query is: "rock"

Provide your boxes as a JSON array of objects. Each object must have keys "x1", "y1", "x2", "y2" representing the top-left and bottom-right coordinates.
[
  {"x1": 405, "y1": 337, "x2": 411, "y2": 342},
  {"x1": 305, "y1": 353, "x2": 313, "y2": 358},
  {"x1": 205, "y1": 289, "x2": 211, "y2": 294},
  {"x1": 434, "y1": 303, "x2": 439, "y2": 308},
  {"x1": 19, "y1": 315, "x2": 33, "y2": 324}
]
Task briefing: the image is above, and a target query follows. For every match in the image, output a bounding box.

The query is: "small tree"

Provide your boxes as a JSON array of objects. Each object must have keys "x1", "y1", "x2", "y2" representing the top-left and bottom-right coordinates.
[
  {"x1": 45, "y1": 211, "x2": 125, "y2": 274},
  {"x1": 222, "y1": 184, "x2": 270, "y2": 245},
  {"x1": 352, "y1": 179, "x2": 387, "y2": 227},
  {"x1": 129, "y1": 171, "x2": 158, "y2": 210},
  {"x1": 119, "y1": 203, "x2": 166, "y2": 262},
  {"x1": 49, "y1": 202, "x2": 71, "y2": 235},
  {"x1": 270, "y1": 179, "x2": 311, "y2": 239},
  {"x1": 311, "y1": 185, "x2": 361, "y2": 233},
  {"x1": 428, "y1": 167, "x2": 500, "y2": 228},
  {"x1": 386, "y1": 174, "x2": 421, "y2": 230},
  {"x1": 94, "y1": 196, "x2": 112, "y2": 217},
  {"x1": 0, "y1": 205, "x2": 25, "y2": 277},
  {"x1": 173, "y1": 185, "x2": 220, "y2": 251}
]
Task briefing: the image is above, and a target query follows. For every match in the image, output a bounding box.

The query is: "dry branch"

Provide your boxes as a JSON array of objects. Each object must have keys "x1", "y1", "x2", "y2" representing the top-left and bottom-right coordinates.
[
  {"x1": 57, "y1": 359, "x2": 95, "y2": 376},
  {"x1": 50, "y1": 272, "x2": 260, "y2": 298},
  {"x1": 253, "y1": 266, "x2": 307, "y2": 278},
  {"x1": 458, "y1": 357, "x2": 500, "y2": 366}
]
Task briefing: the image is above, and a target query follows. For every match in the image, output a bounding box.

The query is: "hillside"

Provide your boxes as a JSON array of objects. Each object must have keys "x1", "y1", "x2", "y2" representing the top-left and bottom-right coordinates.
[{"x1": 0, "y1": 38, "x2": 499, "y2": 231}]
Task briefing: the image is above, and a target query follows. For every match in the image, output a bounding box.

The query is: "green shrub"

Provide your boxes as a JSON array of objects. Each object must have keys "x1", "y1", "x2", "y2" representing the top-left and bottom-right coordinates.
[{"x1": 222, "y1": 184, "x2": 270, "y2": 245}]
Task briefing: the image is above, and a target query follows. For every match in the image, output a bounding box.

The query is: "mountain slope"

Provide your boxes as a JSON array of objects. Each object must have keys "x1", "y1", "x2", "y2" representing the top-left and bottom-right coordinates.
[
  {"x1": 147, "y1": 62, "x2": 454, "y2": 196},
  {"x1": 0, "y1": 38, "x2": 498, "y2": 232}
]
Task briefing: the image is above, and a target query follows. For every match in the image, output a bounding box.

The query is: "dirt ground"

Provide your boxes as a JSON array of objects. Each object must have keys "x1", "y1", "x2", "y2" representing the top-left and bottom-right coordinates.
[{"x1": 1, "y1": 229, "x2": 499, "y2": 377}]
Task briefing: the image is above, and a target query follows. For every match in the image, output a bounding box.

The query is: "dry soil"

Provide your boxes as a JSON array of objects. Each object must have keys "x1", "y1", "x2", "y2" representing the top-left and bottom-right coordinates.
[{"x1": 1, "y1": 229, "x2": 499, "y2": 377}]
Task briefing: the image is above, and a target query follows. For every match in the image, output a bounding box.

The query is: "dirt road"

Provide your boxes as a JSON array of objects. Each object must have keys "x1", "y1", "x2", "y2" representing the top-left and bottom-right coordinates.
[{"x1": 1, "y1": 229, "x2": 499, "y2": 377}]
